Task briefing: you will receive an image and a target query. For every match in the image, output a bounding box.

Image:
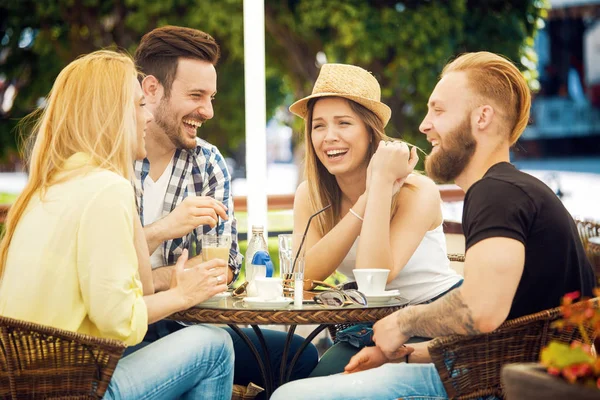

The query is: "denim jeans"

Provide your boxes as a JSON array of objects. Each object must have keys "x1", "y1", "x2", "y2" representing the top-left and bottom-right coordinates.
[
  {"x1": 104, "y1": 325, "x2": 234, "y2": 400},
  {"x1": 125, "y1": 320, "x2": 318, "y2": 393},
  {"x1": 271, "y1": 362, "x2": 448, "y2": 400}
]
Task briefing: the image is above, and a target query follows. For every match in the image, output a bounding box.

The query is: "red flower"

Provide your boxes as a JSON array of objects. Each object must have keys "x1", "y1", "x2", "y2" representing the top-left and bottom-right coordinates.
[
  {"x1": 548, "y1": 366, "x2": 560, "y2": 376},
  {"x1": 565, "y1": 291, "x2": 581, "y2": 300}
]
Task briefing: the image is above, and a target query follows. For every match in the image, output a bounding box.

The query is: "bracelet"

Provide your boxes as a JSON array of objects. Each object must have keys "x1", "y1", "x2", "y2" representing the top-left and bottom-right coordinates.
[{"x1": 348, "y1": 208, "x2": 364, "y2": 222}]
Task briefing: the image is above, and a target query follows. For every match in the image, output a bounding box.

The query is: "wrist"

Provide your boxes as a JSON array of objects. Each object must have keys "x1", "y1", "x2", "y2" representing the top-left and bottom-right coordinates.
[
  {"x1": 354, "y1": 194, "x2": 368, "y2": 214},
  {"x1": 348, "y1": 208, "x2": 364, "y2": 222},
  {"x1": 396, "y1": 306, "x2": 414, "y2": 337},
  {"x1": 370, "y1": 174, "x2": 396, "y2": 187},
  {"x1": 152, "y1": 266, "x2": 171, "y2": 292},
  {"x1": 167, "y1": 286, "x2": 190, "y2": 312}
]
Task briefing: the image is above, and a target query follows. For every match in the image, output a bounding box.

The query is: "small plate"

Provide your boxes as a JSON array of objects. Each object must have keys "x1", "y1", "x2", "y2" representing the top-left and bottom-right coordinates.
[
  {"x1": 364, "y1": 289, "x2": 402, "y2": 305},
  {"x1": 243, "y1": 296, "x2": 293, "y2": 308},
  {"x1": 196, "y1": 291, "x2": 231, "y2": 306}
]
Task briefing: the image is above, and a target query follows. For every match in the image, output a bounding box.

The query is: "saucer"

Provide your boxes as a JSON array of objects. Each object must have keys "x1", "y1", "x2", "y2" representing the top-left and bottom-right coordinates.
[
  {"x1": 243, "y1": 296, "x2": 293, "y2": 308},
  {"x1": 196, "y1": 291, "x2": 231, "y2": 306},
  {"x1": 364, "y1": 289, "x2": 402, "y2": 305}
]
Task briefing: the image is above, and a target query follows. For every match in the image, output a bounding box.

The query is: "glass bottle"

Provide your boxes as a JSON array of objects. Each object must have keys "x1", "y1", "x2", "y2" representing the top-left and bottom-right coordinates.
[{"x1": 245, "y1": 225, "x2": 268, "y2": 282}]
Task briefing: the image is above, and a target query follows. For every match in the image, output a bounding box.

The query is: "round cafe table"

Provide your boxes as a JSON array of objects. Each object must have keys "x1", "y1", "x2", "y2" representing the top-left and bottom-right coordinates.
[{"x1": 169, "y1": 294, "x2": 409, "y2": 398}]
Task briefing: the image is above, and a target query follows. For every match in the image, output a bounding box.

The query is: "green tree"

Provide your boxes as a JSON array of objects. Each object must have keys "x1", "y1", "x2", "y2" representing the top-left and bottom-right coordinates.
[
  {"x1": 0, "y1": 0, "x2": 548, "y2": 164},
  {"x1": 265, "y1": 0, "x2": 549, "y2": 149},
  {"x1": 0, "y1": 0, "x2": 286, "y2": 160}
]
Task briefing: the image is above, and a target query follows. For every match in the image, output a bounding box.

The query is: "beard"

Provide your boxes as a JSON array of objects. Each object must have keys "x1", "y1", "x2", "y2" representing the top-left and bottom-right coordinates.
[
  {"x1": 153, "y1": 97, "x2": 198, "y2": 150},
  {"x1": 425, "y1": 116, "x2": 477, "y2": 183}
]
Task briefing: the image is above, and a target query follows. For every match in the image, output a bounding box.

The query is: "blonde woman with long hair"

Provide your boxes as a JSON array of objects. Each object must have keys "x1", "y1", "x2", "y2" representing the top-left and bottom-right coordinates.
[
  {"x1": 0, "y1": 50, "x2": 234, "y2": 399},
  {"x1": 289, "y1": 64, "x2": 462, "y2": 377}
]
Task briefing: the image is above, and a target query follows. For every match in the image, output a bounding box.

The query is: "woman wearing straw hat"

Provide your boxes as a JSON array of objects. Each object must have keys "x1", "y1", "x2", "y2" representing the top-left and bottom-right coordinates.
[
  {"x1": 288, "y1": 63, "x2": 463, "y2": 377},
  {"x1": 0, "y1": 50, "x2": 234, "y2": 399}
]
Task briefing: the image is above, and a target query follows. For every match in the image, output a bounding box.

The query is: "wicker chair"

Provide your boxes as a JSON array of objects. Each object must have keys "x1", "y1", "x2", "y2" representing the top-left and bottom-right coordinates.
[
  {"x1": 0, "y1": 315, "x2": 126, "y2": 399},
  {"x1": 574, "y1": 218, "x2": 600, "y2": 274},
  {"x1": 428, "y1": 297, "x2": 599, "y2": 399}
]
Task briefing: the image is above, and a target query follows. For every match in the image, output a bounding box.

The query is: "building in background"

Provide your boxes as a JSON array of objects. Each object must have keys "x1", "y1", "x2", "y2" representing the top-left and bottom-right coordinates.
[{"x1": 518, "y1": 0, "x2": 600, "y2": 168}]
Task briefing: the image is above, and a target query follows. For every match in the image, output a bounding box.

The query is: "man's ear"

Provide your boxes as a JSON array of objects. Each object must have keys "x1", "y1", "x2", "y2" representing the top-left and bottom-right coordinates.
[
  {"x1": 141, "y1": 75, "x2": 163, "y2": 104},
  {"x1": 474, "y1": 105, "x2": 494, "y2": 131}
]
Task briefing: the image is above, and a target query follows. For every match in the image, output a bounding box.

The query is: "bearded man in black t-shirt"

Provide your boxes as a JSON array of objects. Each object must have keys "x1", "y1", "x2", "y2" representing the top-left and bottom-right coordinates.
[
  {"x1": 367, "y1": 51, "x2": 595, "y2": 365},
  {"x1": 270, "y1": 52, "x2": 595, "y2": 400},
  {"x1": 367, "y1": 51, "x2": 595, "y2": 362}
]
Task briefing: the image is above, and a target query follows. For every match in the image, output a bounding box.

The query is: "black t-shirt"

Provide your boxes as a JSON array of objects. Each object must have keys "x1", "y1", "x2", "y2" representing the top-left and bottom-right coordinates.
[{"x1": 463, "y1": 162, "x2": 595, "y2": 320}]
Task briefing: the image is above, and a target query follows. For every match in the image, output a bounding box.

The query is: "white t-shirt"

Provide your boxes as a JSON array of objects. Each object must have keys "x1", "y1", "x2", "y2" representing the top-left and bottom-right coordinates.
[{"x1": 143, "y1": 158, "x2": 173, "y2": 268}]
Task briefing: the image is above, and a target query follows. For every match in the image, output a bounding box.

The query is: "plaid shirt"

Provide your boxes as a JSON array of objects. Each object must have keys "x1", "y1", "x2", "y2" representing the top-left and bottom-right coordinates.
[{"x1": 134, "y1": 138, "x2": 243, "y2": 281}]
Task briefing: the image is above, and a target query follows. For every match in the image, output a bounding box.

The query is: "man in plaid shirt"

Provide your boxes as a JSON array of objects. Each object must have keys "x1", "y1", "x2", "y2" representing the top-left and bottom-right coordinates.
[
  {"x1": 134, "y1": 138, "x2": 243, "y2": 284},
  {"x1": 129, "y1": 25, "x2": 318, "y2": 390}
]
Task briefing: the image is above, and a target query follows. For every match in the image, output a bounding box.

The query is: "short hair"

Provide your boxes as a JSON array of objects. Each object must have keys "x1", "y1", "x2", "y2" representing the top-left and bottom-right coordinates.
[
  {"x1": 134, "y1": 25, "x2": 220, "y2": 96},
  {"x1": 442, "y1": 51, "x2": 531, "y2": 145}
]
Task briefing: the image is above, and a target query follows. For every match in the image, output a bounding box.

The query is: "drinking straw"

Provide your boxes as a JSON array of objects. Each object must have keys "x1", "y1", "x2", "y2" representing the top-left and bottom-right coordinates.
[{"x1": 291, "y1": 204, "x2": 331, "y2": 274}]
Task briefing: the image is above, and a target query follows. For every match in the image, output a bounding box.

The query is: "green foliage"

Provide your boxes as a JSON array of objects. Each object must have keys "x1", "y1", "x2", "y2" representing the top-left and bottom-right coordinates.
[
  {"x1": 0, "y1": 0, "x2": 549, "y2": 162},
  {"x1": 541, "y1": 342, "x2": 594, "y2": 370},
  {"x1": 265, "y1": 0, "x2": 549, "y2": 152},
  {"x1": 540, "y1": 291, "x2": 600, "y2": 389}
]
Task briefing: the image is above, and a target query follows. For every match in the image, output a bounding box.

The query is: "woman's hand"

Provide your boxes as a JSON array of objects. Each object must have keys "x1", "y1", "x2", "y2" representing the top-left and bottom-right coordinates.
[
  {"x1": 368, "y1": 141, "x2": 419, "y2": 191},
  {"x1": 169, "y1": 250, "x2": 228, "y2": 308}
]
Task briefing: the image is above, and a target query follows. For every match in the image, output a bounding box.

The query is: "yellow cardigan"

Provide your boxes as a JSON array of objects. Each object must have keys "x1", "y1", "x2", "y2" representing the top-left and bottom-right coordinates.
[{"x1": 0, "y1": 153, "x2": 147, "y2": 346}]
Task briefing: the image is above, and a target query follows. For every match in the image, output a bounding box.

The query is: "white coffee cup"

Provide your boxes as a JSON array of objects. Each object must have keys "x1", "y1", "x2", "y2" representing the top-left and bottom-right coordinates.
[
  {"x1": 353, "y1": 269, "x2": 389, "y2": 295},
  {"x1": 254, "y1": 277, "x2": 284, "y2": 301}
]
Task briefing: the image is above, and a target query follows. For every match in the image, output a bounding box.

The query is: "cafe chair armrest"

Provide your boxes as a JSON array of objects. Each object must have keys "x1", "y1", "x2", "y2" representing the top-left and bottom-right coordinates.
[
  {"x1": 427, "y1": 297, "x2": 599, "y2": 399},
  {"x1": 0, "y1": 314, "x2": 126, "y2": 399}
]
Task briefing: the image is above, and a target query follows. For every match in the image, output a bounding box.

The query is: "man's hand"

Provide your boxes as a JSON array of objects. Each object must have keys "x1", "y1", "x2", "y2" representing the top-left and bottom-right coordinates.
[
  {"x1": 344, "y1": 345, "x2": 413, "y2": 374},
  {"x1": 373, "y1": 310, "x2": 411, "y2": 360},
  {"x1": 160, "y1": 196, "x2": 228, "y2": 239}
]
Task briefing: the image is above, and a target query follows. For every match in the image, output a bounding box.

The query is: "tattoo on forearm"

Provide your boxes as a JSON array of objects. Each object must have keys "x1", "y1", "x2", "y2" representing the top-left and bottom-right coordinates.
[{"x1": 398, "y1": 290, "x2": 481, "y2": 338}]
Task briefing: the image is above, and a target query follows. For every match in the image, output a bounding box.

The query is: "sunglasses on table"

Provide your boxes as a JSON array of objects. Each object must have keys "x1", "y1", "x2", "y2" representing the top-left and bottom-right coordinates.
[{"x1": 313, "y1": 289, "x2": 367, "y2": 307}]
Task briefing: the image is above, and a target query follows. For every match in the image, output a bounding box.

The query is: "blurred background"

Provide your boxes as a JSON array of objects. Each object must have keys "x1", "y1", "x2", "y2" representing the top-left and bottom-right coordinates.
[{"x1": 0, "y1": 0, "x2": 599, "y2": 223}]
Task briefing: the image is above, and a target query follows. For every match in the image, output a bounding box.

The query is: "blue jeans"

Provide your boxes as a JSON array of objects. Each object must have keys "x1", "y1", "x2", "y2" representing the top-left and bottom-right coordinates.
[
  {"x1": 310, "y1": 279, "x2": 464, "y2": 378},
  {"x1": 223, "y1": 327, "x2": 319, "y2": 387},
  {"x1": 126, "y1": 320, "x2": 318, "y2": 391},
  {"x1": 104, "y1": 325, "x2": 234, "y2": 399},
  {"x1": 271, "y1": 362, "x2": 448, "y2": 399}
]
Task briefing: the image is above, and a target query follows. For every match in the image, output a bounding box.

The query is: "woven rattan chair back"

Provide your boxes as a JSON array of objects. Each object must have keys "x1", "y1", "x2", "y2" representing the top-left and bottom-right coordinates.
[
  {"x1": 0, "y1": 315, "x2": 126, "y2": 399},
  {"x1": 428, "y1": 297, "x2": 599, "y2": 399},
  {"x1": 575, "y1": 218, "x2": 600, "y2": 250},
  {"x1": 574, "y1": 218, "x2": 600, "y2": 274}
]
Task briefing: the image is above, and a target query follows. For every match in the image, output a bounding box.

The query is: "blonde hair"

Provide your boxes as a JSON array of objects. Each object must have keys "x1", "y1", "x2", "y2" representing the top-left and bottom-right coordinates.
[
  {"x1": 304, "y1": 97, "x2": 401, "y2": 236},
  {"x1": 442, "y1": 51, "x2": 531, "y2": 145},
  {"x1": 0, "y1": 50, "x2": 139, "y2": 277}
]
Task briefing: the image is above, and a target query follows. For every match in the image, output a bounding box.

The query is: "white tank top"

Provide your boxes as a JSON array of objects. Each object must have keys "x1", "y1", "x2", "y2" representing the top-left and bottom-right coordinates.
[{"x1": 337, "y1": 223, "x2": 462, "y2": 304}]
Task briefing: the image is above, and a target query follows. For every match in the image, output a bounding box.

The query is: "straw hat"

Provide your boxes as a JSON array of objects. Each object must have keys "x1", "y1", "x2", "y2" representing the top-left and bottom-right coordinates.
[{"x1": 289, "y1": 63, "x2": 391, "y2": 127}]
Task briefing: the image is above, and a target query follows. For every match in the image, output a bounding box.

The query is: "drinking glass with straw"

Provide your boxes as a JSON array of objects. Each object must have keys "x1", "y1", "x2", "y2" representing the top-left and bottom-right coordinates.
[
  {"x1": 201, "y1": 216, "x2": 230, "y2": 286},
  {"x1": 289, "y1": 204, "x2": 331, "y2": 307}
]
